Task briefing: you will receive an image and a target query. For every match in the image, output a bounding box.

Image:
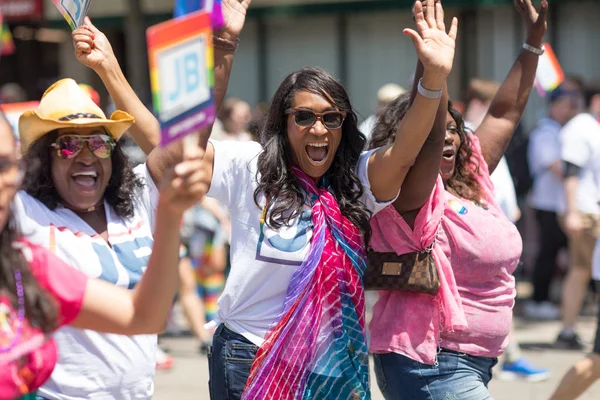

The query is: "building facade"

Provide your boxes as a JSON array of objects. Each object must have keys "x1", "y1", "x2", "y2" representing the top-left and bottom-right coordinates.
[{"x1": 1, "y1": 0, "x2": 599, "y2": 132}]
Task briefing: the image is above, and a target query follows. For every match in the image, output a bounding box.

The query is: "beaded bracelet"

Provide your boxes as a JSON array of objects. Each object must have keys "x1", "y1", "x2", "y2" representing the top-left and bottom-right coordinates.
[{"x1": 0, "y1": 270, "x2": 25, "y2": 353}]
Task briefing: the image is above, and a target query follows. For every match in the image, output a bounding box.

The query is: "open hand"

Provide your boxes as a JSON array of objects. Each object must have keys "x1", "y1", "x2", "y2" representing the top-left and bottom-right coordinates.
[
  {"x1": 515, "y1": 0, "x2": 548, "y2": 48},
  {"x1": 72, "y1": 17, "x2": 116, "y2": 72},
  {"x1": 404, "y1": 0, "x2": 458, "y2": 77},
  {"x1": 218, "y1": 0, "x2": 252, "y2": 40}
]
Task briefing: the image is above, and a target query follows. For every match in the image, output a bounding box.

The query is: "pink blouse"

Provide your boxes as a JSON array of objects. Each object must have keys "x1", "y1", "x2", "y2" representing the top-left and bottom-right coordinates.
[
  {"x1": 0, "y1": 241, "x2": 87, "y2": 398},
  {"x1": 369, "y1": 135, "x2": 522, "y2": 365}
]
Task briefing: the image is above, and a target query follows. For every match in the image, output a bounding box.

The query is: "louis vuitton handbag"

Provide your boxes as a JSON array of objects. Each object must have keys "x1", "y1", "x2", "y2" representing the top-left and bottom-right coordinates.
[{"x1": 363, "y1": 224, "x2": 441, "y2": 296}]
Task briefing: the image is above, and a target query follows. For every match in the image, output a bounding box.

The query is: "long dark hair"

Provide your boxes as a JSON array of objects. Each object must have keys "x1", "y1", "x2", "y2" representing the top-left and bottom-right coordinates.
[
  {"x1": 369, "y1": 95, "x2": 484, "y2": 204},
  {"x1": 0, "y1": 218, "x2": 58, "y2": 333},
  {"x1": 254, "y1": 67, "x2": 372, "y2": 242},
  {"x1": 22, "y1": 130, "x2": 145, "y2": 219},
  {"x1": 0, "y1": 110, "x2": 57, "y2": 333}
]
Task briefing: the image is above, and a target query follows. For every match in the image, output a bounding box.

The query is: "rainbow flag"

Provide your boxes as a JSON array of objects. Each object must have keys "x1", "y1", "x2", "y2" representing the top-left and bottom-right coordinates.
[
  {"x1": 534, "y1": 43, "x2": 564, "y2": 96},
  {"x1": 0, "y1": 18, "x2": 16, "y2": 56},
  {"x1": 174, "y1": 0, "x2": 224, "y2": 29}
]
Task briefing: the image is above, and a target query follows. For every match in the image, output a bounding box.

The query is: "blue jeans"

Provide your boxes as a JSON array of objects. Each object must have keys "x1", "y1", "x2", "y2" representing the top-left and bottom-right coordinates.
[
  {"x1": 208, "y1": 324, "x2": 258, "y2": 400},
  {"x1": 373, "y1": 349, "x2": 498, "y2": 400},
  {"x1": 593, "y1": 281, "x2": 600, "y2": 354}
]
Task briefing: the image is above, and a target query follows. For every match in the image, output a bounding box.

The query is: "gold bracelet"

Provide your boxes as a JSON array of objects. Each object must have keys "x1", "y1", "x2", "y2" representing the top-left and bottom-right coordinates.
[{"x1": 213, "y1": 35, "x2": 240, "y2": 52}]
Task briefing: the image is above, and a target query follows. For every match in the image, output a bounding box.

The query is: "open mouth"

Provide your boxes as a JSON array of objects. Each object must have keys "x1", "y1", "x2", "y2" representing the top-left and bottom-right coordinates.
[
  {"x1": 442, "y1": 148, "x2": 455, "y2": 160},
  {"x1": 305, "y1": 142, "x2": 329, "y2": 165},
  {"x1": 72, "y1": 170, "x2": 98, "y2": 190}
]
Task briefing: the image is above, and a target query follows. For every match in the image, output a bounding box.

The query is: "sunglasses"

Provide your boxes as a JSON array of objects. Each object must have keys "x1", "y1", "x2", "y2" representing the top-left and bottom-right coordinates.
[
  {"x1": 51, "y1": 134, "x2": 116, "y2": 160},
  {"x1": 285, "y1": 108, "x2": 346, "y2": 130}
]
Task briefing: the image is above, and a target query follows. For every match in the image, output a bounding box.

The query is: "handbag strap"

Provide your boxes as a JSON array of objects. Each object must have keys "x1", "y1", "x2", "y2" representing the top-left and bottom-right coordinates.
[
  {"x1": 367, "y1": 214, "x2": 444, "y2": 254},
  {"x1": 423, "y1": 216, "x2": 444, "y2": 254}
]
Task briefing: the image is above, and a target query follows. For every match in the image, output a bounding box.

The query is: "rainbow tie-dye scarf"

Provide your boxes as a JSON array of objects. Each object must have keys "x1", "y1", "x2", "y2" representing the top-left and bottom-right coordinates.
[{"x1": 242, "y1": 166, "x2": 370, "y2": 400}]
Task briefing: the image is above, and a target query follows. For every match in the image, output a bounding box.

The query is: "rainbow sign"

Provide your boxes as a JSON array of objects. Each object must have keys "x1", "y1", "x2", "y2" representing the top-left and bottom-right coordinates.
[
  {"x1": 52, "y1": 0, "x2": 92, "y2": 30},
  {"x1": 534, "y1": 43, "x2": 564, "y2": 96},
  {"x1": 147, "y1": 11, "x2": 215, "y2": 146}
]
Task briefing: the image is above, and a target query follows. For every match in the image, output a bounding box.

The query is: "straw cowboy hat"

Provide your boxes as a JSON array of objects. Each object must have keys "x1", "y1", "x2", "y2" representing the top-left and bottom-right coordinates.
[{"x1": 19, "y1": 78, "x2": 134, "y2": 153}]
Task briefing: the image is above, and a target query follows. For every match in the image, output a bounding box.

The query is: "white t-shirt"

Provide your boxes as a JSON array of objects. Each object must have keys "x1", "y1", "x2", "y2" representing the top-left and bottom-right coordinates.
[
  {"x1": 206, "y1": 140, "x2": 397, "y2": 346},
  {"x1": 13, "y1": 165, "x2": 158, "y2": 400},
  {"x1": 491, "y1": 156, "x2": 519, "y2": 223},
  {"x1": 528, "y1": 117, "x2": 564, "y2": 212},
  {"x1": 560, "y1": 113, "x2": 600, "y2": 215}
]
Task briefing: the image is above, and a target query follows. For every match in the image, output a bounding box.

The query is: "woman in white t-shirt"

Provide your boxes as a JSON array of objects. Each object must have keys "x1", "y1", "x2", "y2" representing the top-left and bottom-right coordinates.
[
  {"x1": 14, "y1": 78, "x2": 215, "y2": 399},
  {"x1": 15, "y1": 78, "x2": 164, "y2": 400},
  {"x1": 200, "y1": 3, "x2": 456, "y2": 399},
  {"x1": 0, "y1": 99, "x2": 206, "y2": 400}
]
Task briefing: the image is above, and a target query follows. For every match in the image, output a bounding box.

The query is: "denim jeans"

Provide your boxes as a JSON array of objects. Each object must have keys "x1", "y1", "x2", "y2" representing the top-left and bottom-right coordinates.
[
  {"x1": 208, "y1": 324, "x2": 258, "y2": 400},
  {"x1": 373, "y1": 349, "x2": 498, "y2": 400}
]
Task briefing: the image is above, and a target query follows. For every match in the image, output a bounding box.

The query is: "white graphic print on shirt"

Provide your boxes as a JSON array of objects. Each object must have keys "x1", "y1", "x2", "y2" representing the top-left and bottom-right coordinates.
[{"x1": 256, "y1": 206, "x2": 313, "y2": 266}]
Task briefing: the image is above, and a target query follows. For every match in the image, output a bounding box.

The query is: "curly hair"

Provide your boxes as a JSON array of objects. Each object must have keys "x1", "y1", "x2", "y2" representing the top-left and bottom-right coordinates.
[
  {"x1": 0, "y1": 110, "x2": 58, "y2": 333},
  {"x1": 254, "y1": 67, "x2": 372, "y2": 242},
  {"x1": 22, "y1": 130, "x2": 145, "y2": 219},
  {"x1": 369, "y1": 95, "x2": 484, "y2": 204}
]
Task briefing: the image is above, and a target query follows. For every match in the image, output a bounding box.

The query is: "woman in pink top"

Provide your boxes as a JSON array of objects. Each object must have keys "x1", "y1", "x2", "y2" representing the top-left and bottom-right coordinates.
[
  {"x1": 367, "y1": 1, "x2": 548, "y2": 398},
  {"x1": 0, "y1": 108, "x2": 208, "y2": 399}
]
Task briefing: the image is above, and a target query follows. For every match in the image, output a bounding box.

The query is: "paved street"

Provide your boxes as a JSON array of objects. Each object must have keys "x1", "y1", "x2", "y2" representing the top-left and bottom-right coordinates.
[{"x1": 154, "y1": 316, "x2": 600, "y2": 400}]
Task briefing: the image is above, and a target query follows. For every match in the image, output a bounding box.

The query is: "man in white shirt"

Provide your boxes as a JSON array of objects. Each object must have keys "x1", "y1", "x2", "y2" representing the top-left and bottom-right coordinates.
[
  {"x1": 555, "y1": 83, "x2": 600, "y2": 350},
  {"x1": 526, "y1": 81, "x2": 583, "y2": 320}
]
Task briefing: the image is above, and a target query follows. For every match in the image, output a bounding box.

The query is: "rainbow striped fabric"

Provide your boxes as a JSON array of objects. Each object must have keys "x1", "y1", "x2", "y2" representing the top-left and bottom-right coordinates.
[{"x1": 242, "y1": 166, "x2": 370, "y2": 400}]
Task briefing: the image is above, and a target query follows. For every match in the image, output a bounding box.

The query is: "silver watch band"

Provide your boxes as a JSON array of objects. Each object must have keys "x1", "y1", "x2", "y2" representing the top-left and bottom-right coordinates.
[{"x1": 417, "y1": 78, "x2": 443, "y2": 100}]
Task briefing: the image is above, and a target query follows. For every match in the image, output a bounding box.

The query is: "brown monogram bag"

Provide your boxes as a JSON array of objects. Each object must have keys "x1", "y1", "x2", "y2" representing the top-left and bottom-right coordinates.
[{"x1": 363, "y1": 224, "x2": 442, "y2": 295}]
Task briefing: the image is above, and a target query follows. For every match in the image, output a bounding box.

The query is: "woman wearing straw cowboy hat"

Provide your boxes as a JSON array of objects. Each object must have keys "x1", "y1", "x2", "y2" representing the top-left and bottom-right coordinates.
[
  {"x1": 0, "y1": 96, "x2": 206, "y2": 400},
  {"x1": 12, "y1": 0, "x2": 250, "y2": 398},
  {"x1": 14, "y1": 78, "x2": 165, "y2": 400}
]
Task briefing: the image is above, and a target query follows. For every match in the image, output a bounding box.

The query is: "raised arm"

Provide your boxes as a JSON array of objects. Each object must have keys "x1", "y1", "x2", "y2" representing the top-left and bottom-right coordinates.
[
  {"x1": 73, "y1": 17, "x2": 160, "y2": 155},
  {"x1": 475, "y1": 0, "x2": 548, "y2": 173},
  {"x1": 71, "y1": 141, "x2": 208, "y2": 335},
  {"x1": 394, "y1": 60, "x2": 448, "y2": 226},
  {"x1": 368, "y1": 0, "x2": 457, "y2": 202},
  {"x1": 72, "y1": 0, "x2": 251, "y2": 185}
]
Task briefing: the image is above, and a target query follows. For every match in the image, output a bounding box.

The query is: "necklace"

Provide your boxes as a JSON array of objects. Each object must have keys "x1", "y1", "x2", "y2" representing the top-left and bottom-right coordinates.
[
  {"x1": 0, "y1": 270, "x2": 25, "y2": 353},
  {"x1": 65, "y1": 202, "x2": 105, "y2": 213}
]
